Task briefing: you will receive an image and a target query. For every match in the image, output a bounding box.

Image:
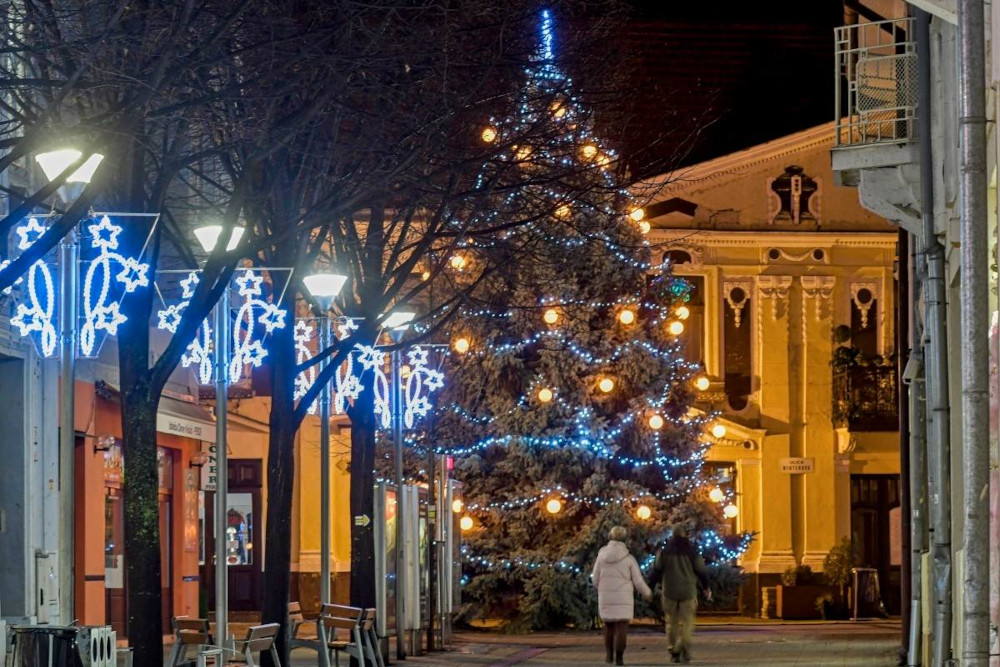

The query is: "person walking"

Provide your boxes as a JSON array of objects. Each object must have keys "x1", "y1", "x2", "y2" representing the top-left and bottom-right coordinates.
[
  {"x1": 651, "y1": 525, "x2": 711, "y2": 663},
  {"x1": 592, "y1": 526, "x2": 652, "y2": 666}
]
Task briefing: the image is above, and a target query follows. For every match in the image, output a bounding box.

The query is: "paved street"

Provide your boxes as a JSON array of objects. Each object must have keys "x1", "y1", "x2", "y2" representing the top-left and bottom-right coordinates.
[{"x1": 257, "y1": 622, "x2": 900, "y2": 667}]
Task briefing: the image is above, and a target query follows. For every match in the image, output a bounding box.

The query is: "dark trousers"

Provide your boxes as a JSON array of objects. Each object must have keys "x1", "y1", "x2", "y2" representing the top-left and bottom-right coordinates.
[{"x1": 603, "y1": 620, "x2": 629, "y2": 659}]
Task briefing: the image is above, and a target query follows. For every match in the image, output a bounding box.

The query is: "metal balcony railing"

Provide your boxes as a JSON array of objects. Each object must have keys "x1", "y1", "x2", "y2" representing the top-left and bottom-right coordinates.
[
  {"x1": 835, "y1": 18, "x2": 917, "y2": 147},
  {"x1": 833, "y1": 362, "x2": 899, "y2": 432}
]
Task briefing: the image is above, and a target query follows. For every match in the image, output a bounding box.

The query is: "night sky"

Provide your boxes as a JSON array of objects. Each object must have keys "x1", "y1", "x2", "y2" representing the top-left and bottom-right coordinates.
[{"x1": 619, "y1": 0, "x2": 845, "y2": 177}]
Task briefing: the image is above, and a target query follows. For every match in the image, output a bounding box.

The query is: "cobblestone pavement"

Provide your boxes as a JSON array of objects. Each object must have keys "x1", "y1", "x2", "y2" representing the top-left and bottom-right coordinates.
[{"x1": 272, "y1": 621, "x2": 901, "y2": 667}]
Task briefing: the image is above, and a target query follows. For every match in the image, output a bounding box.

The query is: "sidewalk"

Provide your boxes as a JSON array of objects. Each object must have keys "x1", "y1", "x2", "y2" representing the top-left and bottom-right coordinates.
[{"x1": 262, "y1": 621, "x2": 901, "y2": 667}]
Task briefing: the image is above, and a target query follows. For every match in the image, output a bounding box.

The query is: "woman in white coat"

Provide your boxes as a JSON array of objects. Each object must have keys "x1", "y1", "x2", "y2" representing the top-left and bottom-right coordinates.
[{"x1": 592, "y1": 526, "x2": 652, "y2": 666}]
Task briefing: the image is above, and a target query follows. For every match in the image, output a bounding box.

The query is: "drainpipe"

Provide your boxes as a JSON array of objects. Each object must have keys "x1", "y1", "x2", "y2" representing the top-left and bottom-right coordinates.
[
  {"x1": 898, "y1": 226, "x2": 912, "y2": 663},
  {"x1": 958, "y1": 0, "x2": 991, "y2": 663},
  {"x1": 916, "y1": 8, "x2": 954, "y2": 665},
  {"x1": 907, "y1": 229, "x2": 928, "y2": 667}
]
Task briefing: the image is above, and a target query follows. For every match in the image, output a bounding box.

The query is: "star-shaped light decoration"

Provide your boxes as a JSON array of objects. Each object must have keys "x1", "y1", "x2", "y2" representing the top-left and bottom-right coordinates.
[
  {"x1": 116, "y1": 257, "x2": 150, "y2": 292},
  {"x1": 336, "y1": 317, "x2": 359, "y2": 340},
  {"x1": 157, "y1": 304, "x2": 186, "y2": 333},
  {"x1": 94, "y1": 305, "x2": 128, "y2": 335},
  {"x1": 11, "y1": 303, "x2": 45, "y2": 335},
  {"x1": 258, "y1": 302, "x2": 287, "y2": 332},
  {"x1": 180, "y1": 271, "x2": 201, "y2": 298},
  {"x1": 235, "y1": 270, "x2": 264, "y2": 297},
  {"x1": 356, "y1": 344, "x2": 384, "y2": 370},
  {"x1": 0, "y1": 259, "x2": 24, "y2": 295},
  {"x1": 16, "y1": 217, "x2": 47, "y2": 250},
  {"x1": 87, "y1": 215, "x2": 122, "y2": 252}
]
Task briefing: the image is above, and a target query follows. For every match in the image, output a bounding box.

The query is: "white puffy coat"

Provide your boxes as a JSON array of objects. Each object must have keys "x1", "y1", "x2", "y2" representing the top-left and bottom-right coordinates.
[{"x1": 591, "y1": 540, "x2": 652, "y2": 621}]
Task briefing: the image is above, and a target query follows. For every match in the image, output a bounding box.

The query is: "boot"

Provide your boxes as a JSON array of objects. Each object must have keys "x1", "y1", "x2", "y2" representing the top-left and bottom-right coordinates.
[
  {"x1": 615, "y1": 651, "x2": 624, "y2": 666},
  {"x1": 606, "y1": 648, "x2": 613, "y2": 664}
]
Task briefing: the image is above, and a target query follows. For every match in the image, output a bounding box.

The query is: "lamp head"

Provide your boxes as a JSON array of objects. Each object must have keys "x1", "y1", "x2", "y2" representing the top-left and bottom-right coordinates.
[
  {"x1": 303, "y1": 272, "x2": 348, "y2": 312},
  {"x1": 193, "y1": 224, "x2": 244, "y2": 253},
  {"x1": 384, "y1": 310, "x2": 415, "y2": 343},
  {"x1": 35, "y1": 149, "x2": 104, "y2": 184}
]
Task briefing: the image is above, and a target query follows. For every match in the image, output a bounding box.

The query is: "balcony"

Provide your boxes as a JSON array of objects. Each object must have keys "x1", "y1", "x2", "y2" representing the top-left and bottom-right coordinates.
[
  {"x1": 832, "y1": 352, "x2": 899, "y2": 432},
  {"x1": 834, "y1": 17, "x2": 916, "y2": 147}
]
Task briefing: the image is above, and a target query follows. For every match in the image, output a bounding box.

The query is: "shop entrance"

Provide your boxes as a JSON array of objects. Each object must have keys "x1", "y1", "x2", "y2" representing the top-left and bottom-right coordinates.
[{"x1": 205, "y1": 459, "x2": 263, "y2": 613}]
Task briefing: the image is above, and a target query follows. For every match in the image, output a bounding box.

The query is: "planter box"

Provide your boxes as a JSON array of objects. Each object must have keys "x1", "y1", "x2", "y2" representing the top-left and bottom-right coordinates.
[{"x1": 775, "y1": 585, "x2": 836, "y2": 620}]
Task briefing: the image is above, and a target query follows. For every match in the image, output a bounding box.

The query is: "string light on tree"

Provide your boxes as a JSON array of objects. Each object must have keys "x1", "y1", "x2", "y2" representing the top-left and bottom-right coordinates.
[
  {"x1": 675, "y1": 305, "x2": 690, "y2": 320},
  {"x1": 460, "y1": 516, "x2": 474, "y2": 531},
  {"x1": 648, "y1": 414, "x2": 665, "y2": 430},
  {"x1": 667, "y1": 320, "x2": 685, "y2": 336},
  {"x1": 723, "y1": 503, "x2": 739, "y2": 519},
  {"x1": 481, "y1": 126, "x2": 498, "y2": 143},
  {"x1": 545, "y1": 498, "x2": 563, "y2": 515},
  {"x1": 635, "y1": 505, "x2": 652, "y2": 521},
  {"x1": 618, "y1": 308, "x2": 636, "y2": 325},
  {"x1": 709, "y1": 487, "x2": 725, "y2": 503},
  {"x1": 453, "y1": 337, "x2": 471, "y2": 354},
  {"x1": 543, "y1": 308, "x2": 560, "y2": 325},
  {"x1": 598, "y1": 377, "x2": 615, "y2": 393},
  {"x1": 694, "y1": 376, "x2": 711, "y2": 391}
]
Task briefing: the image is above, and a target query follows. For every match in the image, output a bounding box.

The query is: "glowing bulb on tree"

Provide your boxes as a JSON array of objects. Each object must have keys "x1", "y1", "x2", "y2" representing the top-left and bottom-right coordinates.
[
  {"x1": 723, "y1": 503, "x2": 739, "y2": 519},
  {"x1": 545, "y1": 498, "x2": 563, "y2": 515},
  {"x1": 667, "y1": 320, "x2": 685, "y2": 336},
  {"x1": 450, "y1": 253, "x2": 468, "y2": 270},
  {"x1": 481, "y1": 126, "x2": 497, "y2": 143},
  {"x1": 537, "y1": 387, "x2": 554, "y2": 403},
  {"x1": 555, "y1": 204, "x2": 571, "y2": 219},
  {"x1": 638, "y1": 220, "x2": 651, "y2": 235},
  {"x1": 694, "y1": 376, "x2": 711, "y2": 391},
  {"x1": 675, "y1": 305, "x2": 690, "y2": 320},
  {"x1": 598, "y1": 377, "x2": 615, "y2": 393},
  {"x1": 618, "y1": 308, "x2": 636, "y2": 325},
  {"x1": 515, "y1": 145, "x2": 532, "y2": 161},
  {"x1": 452, "y1": 499, "x2": 464, "y2": 513},
  {"x1": 648, "y1": 414, "x2": 664, "y2": 430},
  {"x1": 709, "y1": 487, "x2": 725, "y2": 503},
  {"x1": 551, "y1": 101, "x2": 566, "y2": 118},
  {"x1": 453, "y1": 337, "x2": 471, "y2": 354},
  {"x1": 581, "y1": 144, "x2": 598, "y2": 159},
  {"x1": 636, "y1": 505, "x2": 652, "y2": 521},
  {"x1": 711, "y1": 424, "x2": 727, "y2": 439},
  {"x1": 630, "y1": 208, "x2": 645, "y2": 222},
  {"x1": 460, "y1": 516, "x2": 474, "y2": 531},
  {"x1": 421, "y1": 270, "x2": 431, "y2": 281},
  {"x1": 543, "y1": 308, "x2": 559, "y2": 325}
]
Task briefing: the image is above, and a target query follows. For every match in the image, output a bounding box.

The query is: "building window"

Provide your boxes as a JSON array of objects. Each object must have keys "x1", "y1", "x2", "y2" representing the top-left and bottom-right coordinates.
[
  {"x1": 850, "y1": 284, "x2": 878, "y2": 356},
  {"x1": 723, "y1": 282, "x2": 753, "y2": 411}
]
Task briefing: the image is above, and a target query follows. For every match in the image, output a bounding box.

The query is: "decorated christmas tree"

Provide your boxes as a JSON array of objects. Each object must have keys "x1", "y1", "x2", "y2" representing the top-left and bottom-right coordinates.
[{"x1": 407, "y1": 10, "x2": 752, "y2": 630}]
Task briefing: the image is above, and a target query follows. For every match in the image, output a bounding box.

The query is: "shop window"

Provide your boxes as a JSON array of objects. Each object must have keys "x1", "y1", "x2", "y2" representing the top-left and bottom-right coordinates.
[{"x1": 723, "y1": 282, "x2": 753, "y2": 411}]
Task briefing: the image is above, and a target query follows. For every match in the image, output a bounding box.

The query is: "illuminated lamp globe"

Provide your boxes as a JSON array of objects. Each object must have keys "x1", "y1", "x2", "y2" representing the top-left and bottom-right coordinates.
[
  {"x1": 638, "y1": 220, "x2": 651, "y2": 235},
  {"x1": 667, "y1": 320, "x2": 685, "y2": 336},
  {"x1": 537, "y1": 387, "x2": 554, "y2": 403},
  {"x1": 675, "y1": 305, "x2": 691, "y2": 320},
  {"x1": 450, "y1": 254, "x2": 468, "y2": 270},
  {"x1": 598, "y1": 377, "x2": 615, "y2": 393},
  {"x1": 383, "y1": 310, "x2": 415, "y2": 330},
  {"x1": 581, "y1": 144, "x2": 598, "y2": 159},
  {"x1": 460, "y1": 516, "x2": 474, "y2": 531},
  {"x1": 723, "y1": 503, "x2": 739, "y2": 519},
  {"x1": 694, "y1": 376, "x2": 711, "y2": 391},
  {"x1": 481, "y1": 126, "x2": 498, "y2": 143},
  {"x1": 453, "y1": 337, "x2": 471, "y2": 354},
  {"x1": 545, "y1": 498, "x2": 563, "y2": 515},
  {"x1": 452, "y1": 499, "x2": 464, "y2": 513},
  {"x1": 648, "y1": 414, "x2": 665, "y2": 430},
  {"x1": 302, "y1": 272, "x2": 348, "y2": 311},
  {"x1": 618, "y1": 308, "x2": 636, "y2": 325},
  {"x1": 543, "y1": 308, "x2": 559, "y2": 325},
  {"x1": 635, "y1": 505, "x2": 652, "y2": 521},
  {"x1": 555, "y1": 204, "x2": 571, "y2": 219},
  {"x1": 709, "y1": 487, "x2": 725, "y2": 503},
  {"x1": 36, "y1": 149, "x2": 105, "y2": 184},
  {"x1": 630, "y1": 208, "x2": 646, "y2": 222},
  {"x1": 193, "y1": 224, "x2": 244, "y2": 253},
  {"x1": 711, "y1": 424, "x2": 728, "y2": 439}
]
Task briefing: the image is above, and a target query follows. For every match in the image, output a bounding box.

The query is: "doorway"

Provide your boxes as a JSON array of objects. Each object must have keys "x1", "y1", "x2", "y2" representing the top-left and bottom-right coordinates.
[
  {"x1": 850, "y1": 474, "x2": 901, "y2": 615},
  {"x1": 205, "y1": 459, "x2": 263, "y2": 613}
]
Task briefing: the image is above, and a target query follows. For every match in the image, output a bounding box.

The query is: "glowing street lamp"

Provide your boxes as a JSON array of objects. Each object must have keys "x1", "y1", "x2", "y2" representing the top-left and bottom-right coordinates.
[
  {"x1": 383, "y1": 310, "x2": 416, "y2": 331},
  {"x1": 675, "y1": 305, "x2": 690, "y2": 320},
  {"x1": 193, "y1": 224, "x2": 244, "y2": 253},
  {"x1": 618, "y1": 308, "x2": 636, "y2": 325},
  {"x1": 543, "y1": 308, "x2": 560, "y2": 325},
  {"x1": 35, "y1": 149, "x2": 104, "y2": 184}
]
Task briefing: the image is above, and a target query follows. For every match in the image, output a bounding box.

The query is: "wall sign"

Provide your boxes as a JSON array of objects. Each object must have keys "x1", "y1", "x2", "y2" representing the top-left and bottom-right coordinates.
[
  {"x1": 156, "y1": 412, "x2": 215, "y2": 442},
  {"x1": 779, "y1": 457, "x2": 815, "y2": 474}
]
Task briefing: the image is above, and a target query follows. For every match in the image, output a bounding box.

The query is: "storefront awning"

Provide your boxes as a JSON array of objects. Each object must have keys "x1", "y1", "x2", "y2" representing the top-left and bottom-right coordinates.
[{"x1": 157, "y1": 395, "x2": 217, "y2": 443}]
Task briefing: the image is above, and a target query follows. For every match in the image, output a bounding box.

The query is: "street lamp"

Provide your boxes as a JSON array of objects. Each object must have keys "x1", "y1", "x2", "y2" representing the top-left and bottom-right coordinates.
[
  {"x1": 383, "y1": 309, "x2": 413, "y2": 659},
  {"x1": 302, "y1": 272, "x2": 348, "y2": 618},
  {"x1": 193, "y1": 224, "x2": 245, "y2": 253},
  {"x1": 35, "y1": 149, "x2": 104, "y2": 184}
]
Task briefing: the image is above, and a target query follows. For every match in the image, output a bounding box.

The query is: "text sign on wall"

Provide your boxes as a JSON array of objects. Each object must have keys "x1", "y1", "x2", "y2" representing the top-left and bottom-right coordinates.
[
  {"x1": 201, "y1": 442, "x2": 217, "y2": 491},
  {"x1": 156, "y1": 412, "x2": 214, "y2": 442},
  {"x1": 779, "y1": 457, "x2": 815, "y2": 474}
]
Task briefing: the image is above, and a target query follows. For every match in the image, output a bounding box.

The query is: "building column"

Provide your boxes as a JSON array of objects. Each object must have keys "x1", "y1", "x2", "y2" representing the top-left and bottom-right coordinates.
[
  {"x1": 755, "y1": 276, "x2": 796, "y2": 572},
  {"x1": 801, "y1": 276, "x2": 839, "y2": 570}
]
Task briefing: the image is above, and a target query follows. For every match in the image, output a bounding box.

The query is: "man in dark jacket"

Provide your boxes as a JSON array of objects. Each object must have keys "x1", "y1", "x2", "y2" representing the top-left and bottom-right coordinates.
[{"x1": 651, "y1": 526, "x2": 711, "y2": 663}]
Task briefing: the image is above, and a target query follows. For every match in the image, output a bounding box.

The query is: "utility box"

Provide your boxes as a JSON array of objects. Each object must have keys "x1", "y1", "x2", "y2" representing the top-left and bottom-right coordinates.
[
  {"x1": 10, "y1": 625, "x2": 116, "y2": 667},
  {"x1": 34, "y1": 552, "x2": 59, "y2": 625}
]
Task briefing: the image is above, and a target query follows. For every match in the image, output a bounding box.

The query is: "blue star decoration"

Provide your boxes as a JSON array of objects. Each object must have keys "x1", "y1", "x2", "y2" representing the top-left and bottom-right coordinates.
[
  {"x1": 157, "y1": 304, "x2": 186, "y2": 333},
  {"x1": 11, "y1": 303, "x2": 45, "y2": 334},
  {"x1": 257, "y1": 303, "x2": 287, "y2": 332},
  {"x1": 16, "y1": 217, "x2": 48, "y2": 250},
  {"x1": 235, "y1": 270, "x2": 264, "y2": 297},
  {"x1": 243, "y1": 340, "x2": 267, "y2": 367},
  {"x1": 180, "y1": 271, "x2": 201, "y2": 299},
  {"x1": 94, "y1": 305, "x2": 128, "y2": 334},
  {"x1": 87, "y1": 216, "x2": 123, "y2": 252},
  {"x1": 116, "y1": 257, "x2": 150, "y2": 292}
]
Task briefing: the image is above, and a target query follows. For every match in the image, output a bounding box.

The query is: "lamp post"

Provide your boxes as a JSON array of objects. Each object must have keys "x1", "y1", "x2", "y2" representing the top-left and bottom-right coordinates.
[
  {"x1": 302, "y1": 273, "x2": 348, "y2": 613},
  {"x1": 193, "y1": 223, "x2": 244, "y2": 649},
  {"x1": 34, "y1": 148, "x2": 104, "y2": 625},
  {"x1": 382, "y1": 310, "x2": 415, "y2": 659}
]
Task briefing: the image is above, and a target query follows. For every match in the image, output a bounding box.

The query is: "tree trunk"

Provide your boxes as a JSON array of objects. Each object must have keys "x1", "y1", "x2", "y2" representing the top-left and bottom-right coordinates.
[
  {"x1": 349, "y1": 383, "x2": 378, "y2": 611},
  {"x1": 121, "y1": 382, "x2": 165, "y2": 664},
  {"x1": 260, "y1": 286, "x2": 298, "y2": 667}
]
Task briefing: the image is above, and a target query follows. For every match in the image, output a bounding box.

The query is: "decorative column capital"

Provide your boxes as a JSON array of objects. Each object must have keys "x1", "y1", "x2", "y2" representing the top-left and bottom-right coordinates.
[
  {"x1": 801, "y1": 275, "x2": 836, "y2": 321},
  {"x1": 757, "y1": 276, "x2": 793, "y2": 320}
]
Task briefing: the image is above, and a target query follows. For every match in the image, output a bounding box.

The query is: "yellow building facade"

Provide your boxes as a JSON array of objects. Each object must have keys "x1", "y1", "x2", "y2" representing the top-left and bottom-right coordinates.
[{"x1": 641, "y1": 124, "x2": 902, "y2": 613}]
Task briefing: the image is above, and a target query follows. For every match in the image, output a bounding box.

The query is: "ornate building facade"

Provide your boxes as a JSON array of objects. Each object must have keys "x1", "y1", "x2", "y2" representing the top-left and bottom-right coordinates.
[{"x1": 639, "y1": 123, "x2": 902, "y2": 612}]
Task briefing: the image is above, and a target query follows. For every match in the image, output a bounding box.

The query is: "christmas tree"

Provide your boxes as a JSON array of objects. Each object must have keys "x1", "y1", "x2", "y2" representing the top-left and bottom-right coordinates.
[{"x1": 412, "y1": 10, "x2": 752, "y2": 630}]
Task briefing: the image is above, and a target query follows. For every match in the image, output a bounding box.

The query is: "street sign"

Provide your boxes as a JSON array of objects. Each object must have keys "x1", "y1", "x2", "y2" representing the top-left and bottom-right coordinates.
[
  {"x1": 354, "y1": 514, "x2": 371, "y2": 527},
  {"x1": 779, "y1": 457, "x2": 815, "y2": 473}
]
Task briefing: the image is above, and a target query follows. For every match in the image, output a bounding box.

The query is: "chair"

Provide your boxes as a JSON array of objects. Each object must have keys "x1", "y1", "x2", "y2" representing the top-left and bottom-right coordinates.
[
  {"x1": 226, "y1": 623, "x2": 282, "y2": 667},
  {"x1": 287, "y1": 602, "x2": 322, "y2": 653},
  {"x1": 167, "y1": 618, "x2": 213, "y2": 667},
  {"x1": 319, "y1": 605, "x2": 366, "y2": 667},
  {"x1": 360, "y1": 609, "x2": 385, "y2": 667}
]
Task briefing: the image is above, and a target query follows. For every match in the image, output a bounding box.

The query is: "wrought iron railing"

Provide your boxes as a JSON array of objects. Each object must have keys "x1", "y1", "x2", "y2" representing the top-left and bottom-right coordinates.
[
  {"x1": 835, "y1": 18, "x2": 917, "y2": 146},
  {"x1": 833, "y1": 362, "x2": 899, "y2": 432}
]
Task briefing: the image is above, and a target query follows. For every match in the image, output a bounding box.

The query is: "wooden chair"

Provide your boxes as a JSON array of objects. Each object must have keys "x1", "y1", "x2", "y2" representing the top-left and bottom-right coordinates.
[
  {"x1": 287, "y1": 602, "x2": 322, "y2": 653},
  {"x1": 319, "y1": 605, "x2": 366, "y2": 667},
  {"x1": 167, "y1": 618, "x2": 213, "y2": 667},
  {"x1": 226, "y1": 623, "x2": 282, "y2": 667},
  {"x1": 360, "y1": 609, "x2": 385, "y2": 667}
]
